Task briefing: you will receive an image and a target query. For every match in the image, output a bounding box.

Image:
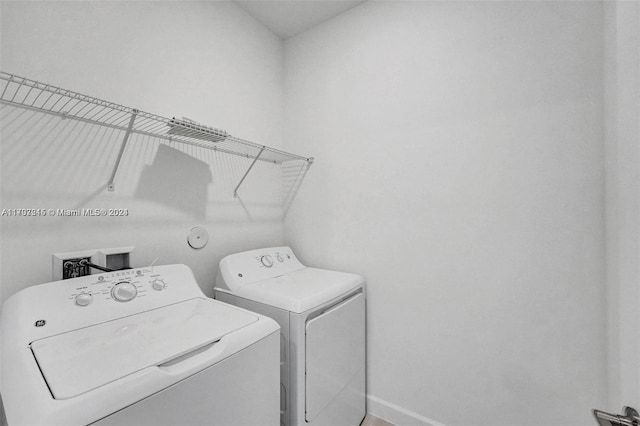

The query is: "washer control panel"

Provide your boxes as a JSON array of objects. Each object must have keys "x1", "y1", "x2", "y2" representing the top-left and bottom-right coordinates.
[
  {"x1": 11, "y1": 264, "x2": 205, "y2": 344},
  {"x1": 67, "y1": 266, "x2": 178, "y2": 308}
]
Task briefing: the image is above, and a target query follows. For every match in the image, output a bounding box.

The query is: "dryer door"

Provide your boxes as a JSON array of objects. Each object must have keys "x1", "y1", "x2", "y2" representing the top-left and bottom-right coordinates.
[{"x1": 305, "y1": 292, "x2": 365, "y2": 423}]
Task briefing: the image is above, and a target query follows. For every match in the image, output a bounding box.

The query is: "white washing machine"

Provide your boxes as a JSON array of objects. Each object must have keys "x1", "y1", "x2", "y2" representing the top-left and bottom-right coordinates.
[
  {"x1": 0, "y1": 264, "x2": 280, "y2": 426},
  {"x1": 214, "y1": 246, "x2": 366, "y2": 426}
]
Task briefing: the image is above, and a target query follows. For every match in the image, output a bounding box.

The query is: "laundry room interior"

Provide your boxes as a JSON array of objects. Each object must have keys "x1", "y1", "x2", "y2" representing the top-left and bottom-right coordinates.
[{"x1": 0, "y1": 1, "x2": 638, "y2": 425}]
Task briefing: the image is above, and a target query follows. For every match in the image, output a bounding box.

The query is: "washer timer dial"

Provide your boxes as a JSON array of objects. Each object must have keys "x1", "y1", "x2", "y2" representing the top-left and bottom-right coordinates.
[
  {"x1": 111, "y1": 282, "x2": 138, "y2": 302},
  {"x1": 260, "y1": 255, "x2": 274, "y2": 268}
]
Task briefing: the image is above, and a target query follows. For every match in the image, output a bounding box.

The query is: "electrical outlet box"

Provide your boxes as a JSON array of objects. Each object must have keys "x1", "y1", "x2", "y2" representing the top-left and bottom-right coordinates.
[{"x1": 94, "y1": 246, "x2": 135, "y2": 270}]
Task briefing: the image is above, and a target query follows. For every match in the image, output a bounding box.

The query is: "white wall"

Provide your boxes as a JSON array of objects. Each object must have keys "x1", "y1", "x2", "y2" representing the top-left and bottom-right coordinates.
[
  {"x1": 604, "y1": 0, "x2": 640, "y2": 411},
  {"x1": 1, "y1": 1, "x2": 633, "y2": 425},
  {"x1": 0, "y1": 1, "x2": 286, "y2": 305},
  {"x1": 283, "y1": 2, "x2": 607, "y2": 425}
]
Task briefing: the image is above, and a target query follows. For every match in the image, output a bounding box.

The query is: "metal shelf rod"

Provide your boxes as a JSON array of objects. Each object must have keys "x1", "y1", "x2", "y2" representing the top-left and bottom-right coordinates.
[
  {"x1": 108, "y1": 110, "x2": 138, "y2": 192},
  {"x1": 234, "y1": 146, "x2": 265, "y2": 198}
]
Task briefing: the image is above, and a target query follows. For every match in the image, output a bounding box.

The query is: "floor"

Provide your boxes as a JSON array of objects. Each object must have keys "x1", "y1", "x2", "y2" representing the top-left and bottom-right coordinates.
[{"x1": 362, "y1": 414, "x2": 396, "y2": 426}]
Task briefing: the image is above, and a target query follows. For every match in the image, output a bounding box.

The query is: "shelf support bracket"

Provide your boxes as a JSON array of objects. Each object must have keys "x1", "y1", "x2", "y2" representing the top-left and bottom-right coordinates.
[
  {"x1": 234, "y1": 146, "x2": 265, "y2": 198},
  {"x1": 107, "y1": 109, "x2": 138, "y2": 191}
]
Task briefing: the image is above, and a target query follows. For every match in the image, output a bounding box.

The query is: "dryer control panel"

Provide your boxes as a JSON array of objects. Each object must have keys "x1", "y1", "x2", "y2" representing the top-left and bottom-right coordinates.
[{"x1": 217, "y1": 246, "x2": 305, "y2": 291}]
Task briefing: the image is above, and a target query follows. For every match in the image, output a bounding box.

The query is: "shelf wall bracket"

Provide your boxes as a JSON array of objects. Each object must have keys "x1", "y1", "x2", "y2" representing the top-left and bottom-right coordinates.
[
  {"x1": 233, "y1": 146, "x2": 265, "y2": 198},
  {"x1": 107, "y1": 109, "x2": 138, "y2": 191}
]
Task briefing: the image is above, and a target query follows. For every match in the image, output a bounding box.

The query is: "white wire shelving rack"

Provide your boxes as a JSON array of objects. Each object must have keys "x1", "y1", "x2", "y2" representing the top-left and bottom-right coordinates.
[{"x1": 0, "y1": 71, "x2": 313, "y2": 196}]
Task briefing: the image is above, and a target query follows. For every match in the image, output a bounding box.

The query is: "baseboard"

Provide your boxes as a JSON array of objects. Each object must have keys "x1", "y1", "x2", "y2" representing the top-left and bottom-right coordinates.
[{"x1": 366, "y1": 394, "x2": 446, "y2": 426}]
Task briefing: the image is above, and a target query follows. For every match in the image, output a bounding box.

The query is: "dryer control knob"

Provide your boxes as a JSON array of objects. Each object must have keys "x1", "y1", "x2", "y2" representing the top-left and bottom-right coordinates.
[
  {"x1": 75, "y1": 292, "x2": 92, "y2": 307},
  {"x1": 112, "y1": 282, "x2": 137, "y2": 302},
  {"x1": 260, "y1": 255, "x2": 274, "y2": 268},
  {"x1": 151, "y1": 279, "x2": 166, "y2": 291}
]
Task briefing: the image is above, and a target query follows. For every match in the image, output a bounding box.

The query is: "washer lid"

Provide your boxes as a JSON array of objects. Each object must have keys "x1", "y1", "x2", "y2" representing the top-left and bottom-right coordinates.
[
  {"x1": 30, "y1": 298, "x2": 257, "y2": 400},
  {"x1": 232, "y1": 268, "x2": 364, "y2": 313}
]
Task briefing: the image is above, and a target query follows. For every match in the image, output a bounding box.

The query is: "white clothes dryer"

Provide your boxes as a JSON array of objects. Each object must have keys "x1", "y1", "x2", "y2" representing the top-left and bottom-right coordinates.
[
  {"x1": 0, "y1": 264, "x2": 280, "y2": 426},
  {"x1": 214, "y1": 246, "x2": 366, "y2": 426}
]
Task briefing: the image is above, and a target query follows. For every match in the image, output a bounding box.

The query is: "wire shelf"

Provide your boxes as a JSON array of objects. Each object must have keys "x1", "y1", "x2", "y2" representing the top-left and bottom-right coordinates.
[{"x1": 0, "y1": 71, "x2": 312, "y2": 165}]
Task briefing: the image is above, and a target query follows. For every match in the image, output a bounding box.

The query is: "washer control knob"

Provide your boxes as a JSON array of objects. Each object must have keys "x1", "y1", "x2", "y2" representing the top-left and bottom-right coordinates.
[
  {"x1": 260, "y1": 255, "x2": 274, "y2": 268},
  {"x1": 151, "y1": 279, "x2": 166, "y2": 291},
  {"x1": 276, "y1": 254, "x2": 284, "y2": 262},
  {"x1": 75, "y1": 292, "x2": 93, "y2": 307},
  {"x1": 111, "y1": 282, "x2": 137, "y2": 302}
]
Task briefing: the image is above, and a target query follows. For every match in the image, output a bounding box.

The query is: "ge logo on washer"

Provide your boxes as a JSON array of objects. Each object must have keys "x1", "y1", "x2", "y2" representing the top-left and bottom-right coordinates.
[{"x1": 34, "y1": 320, "x2": 46, "y2": 327}]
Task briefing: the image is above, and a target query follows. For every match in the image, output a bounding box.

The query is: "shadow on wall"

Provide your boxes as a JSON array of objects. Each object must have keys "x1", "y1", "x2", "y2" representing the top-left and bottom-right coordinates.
[{"x1": 135, "y1": 144, "x2": 212, "y2": 220}]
